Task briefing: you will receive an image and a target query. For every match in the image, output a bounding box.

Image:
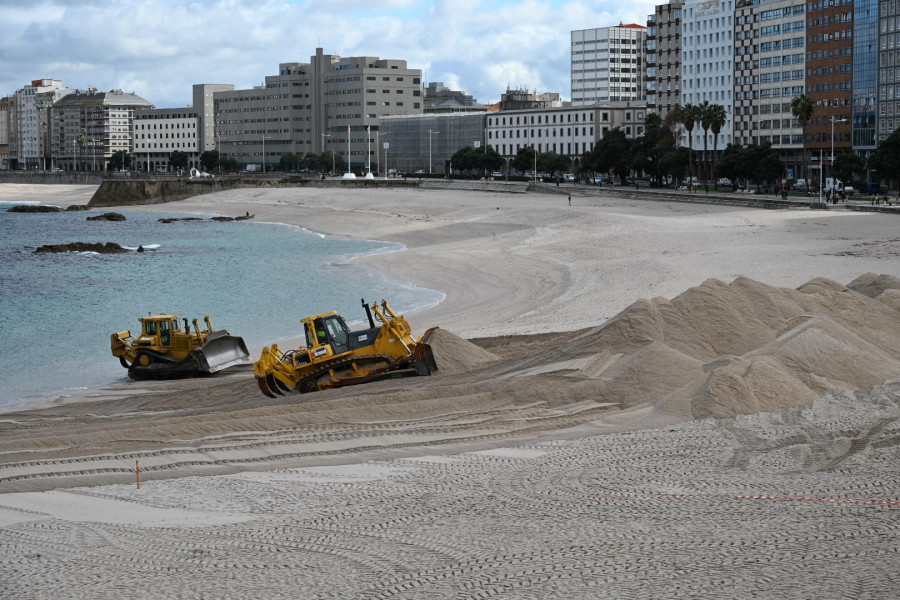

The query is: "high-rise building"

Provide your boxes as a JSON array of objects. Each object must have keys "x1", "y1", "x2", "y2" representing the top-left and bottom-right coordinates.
[
  {"x1": 215, "y1": 48, "x2": 423, "y2": 172},
  {"x1": 733, "y1": 0, "x2": 806, "y2": 177},
  {"x1": 876, "y1": 0, "x2": 899, "y2": 142},
  {"x1": 571, "y1": 24, "x2": 648, "y2": 106},
  {"x1": 853, "y1": 0, "x2": 879, "y2": 159},
  {"x1": 646, "y1": 1, "x2": 684, "y2": 119},
  {"x1": 9, "y1": 79, "x2": 73, "y2": 170},
  {"x1": 805, "y1": 0, "x2": 853, "y2": 182},
  {"x1": 681, "y1": 0, "x2": 735, "y2": 153},
  {"x1": 51, "y1": 89, "x2": 152, "y2": 171},
  {"x1": 0, "y1": 96, "x2": 9, "y2": 170}
]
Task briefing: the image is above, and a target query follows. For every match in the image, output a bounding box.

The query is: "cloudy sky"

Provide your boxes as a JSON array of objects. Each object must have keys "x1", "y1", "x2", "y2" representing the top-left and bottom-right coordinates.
[{"x1": 2, "y1": 0, "x2": 657, "y2": 108}]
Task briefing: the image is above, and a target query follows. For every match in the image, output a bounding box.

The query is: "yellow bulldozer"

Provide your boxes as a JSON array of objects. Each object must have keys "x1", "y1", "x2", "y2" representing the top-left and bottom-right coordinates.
[
  {"x1": 112, "y1": 314, "x2": 250, "y2": 380},
  {"x1": 254, "y1": 299, "x2": 438, "y2": 397}
]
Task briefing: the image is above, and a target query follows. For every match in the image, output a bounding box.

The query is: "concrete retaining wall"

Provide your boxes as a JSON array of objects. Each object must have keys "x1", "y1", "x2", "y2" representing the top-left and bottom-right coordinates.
[{"x1": 0, "y1": 172, "x2": 103, "y2": 185}]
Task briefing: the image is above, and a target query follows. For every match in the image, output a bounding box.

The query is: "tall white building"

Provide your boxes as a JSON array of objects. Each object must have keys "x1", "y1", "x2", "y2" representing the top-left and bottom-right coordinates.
[
  {"x1": 681, "y1": 0, "x2": 734, "y2": 151},
  {"x1": 571, "y1": 24, "x2": 648, "y2": 106},
  {"x1": 10, "y1": 79, "x2": 73, "y2": 169}
]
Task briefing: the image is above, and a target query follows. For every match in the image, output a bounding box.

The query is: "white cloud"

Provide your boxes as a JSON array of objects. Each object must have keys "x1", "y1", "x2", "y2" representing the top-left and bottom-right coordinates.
[{"x1": 1, "y1": 0, "x2": 658, "y2": 106}]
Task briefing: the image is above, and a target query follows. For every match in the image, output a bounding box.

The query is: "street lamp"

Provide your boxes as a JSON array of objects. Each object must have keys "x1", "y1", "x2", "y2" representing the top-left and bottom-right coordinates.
[
  {"x1": 830, "y1": 116, "x2": 848, "y2": 181},
  {"x1": 321, "y1": 133, "x2": 332, "y2": 173},
  {"x1": 262, "y1": 135, "x2": 271, "y2": 173},
  {"x1": 428, "y1": 129, "x2": 440, "y2": 174}
]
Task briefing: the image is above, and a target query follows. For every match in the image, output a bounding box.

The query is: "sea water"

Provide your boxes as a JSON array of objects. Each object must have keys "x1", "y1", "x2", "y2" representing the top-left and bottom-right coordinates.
[{"x1": 0, "y1": 201, "x2": 444, "y2": 410}]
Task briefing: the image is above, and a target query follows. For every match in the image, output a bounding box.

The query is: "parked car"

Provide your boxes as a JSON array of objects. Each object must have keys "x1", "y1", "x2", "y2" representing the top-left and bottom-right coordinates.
[
  {"x1": 717, "y1": 177, "x2": 731, "y2": 186},
  {"x1": 563, "y1": 173, "x2": 576, "y2": 182},
  {"x1": 843, "y1": 186, "x2": 855, "y2": 196}
]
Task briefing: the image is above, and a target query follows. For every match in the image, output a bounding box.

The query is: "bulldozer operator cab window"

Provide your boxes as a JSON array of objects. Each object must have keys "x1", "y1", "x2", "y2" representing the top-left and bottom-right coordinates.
[
  {"x1": 323, "y1": 316, "x2": 349, "y2": 354},
  {"x1": 159, "y1": 320, "x2": 171, "y2": 346},
  {"x1": 145, "y1": 321, "x2": 158, "y2": 336}
]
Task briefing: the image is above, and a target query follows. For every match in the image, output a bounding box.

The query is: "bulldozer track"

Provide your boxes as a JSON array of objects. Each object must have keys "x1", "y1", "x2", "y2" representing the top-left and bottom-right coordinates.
[{"x1": 299, "y1": 353, "x2": 402, "y2": 393}]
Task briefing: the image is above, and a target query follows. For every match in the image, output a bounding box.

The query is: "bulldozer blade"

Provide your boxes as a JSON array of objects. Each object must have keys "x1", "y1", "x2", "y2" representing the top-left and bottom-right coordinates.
[
  {"x1": 256, "y1": 375, "x2": 278, "y2": 398},
  {"x1": 196, "y1": 335, "x2": 250, "y2": 373},
  {"x1": 414, "y1": 327, "x2": 440, "y2": 376}
]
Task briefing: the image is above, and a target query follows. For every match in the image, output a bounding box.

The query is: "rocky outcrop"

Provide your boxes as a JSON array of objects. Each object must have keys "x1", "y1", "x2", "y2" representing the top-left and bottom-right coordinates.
[
  {"x1": 7, "y1": 205, "x2": 63, "y2": 213},
  {"x1": 66, "y1": 205, "x2": 90, "y2": 211},
  {"x1": 86, "y1": 212, "x2": 127, "y2": 221},
  {"x1": 34, "y1": 242, "x2": 130, "y2": 254}
]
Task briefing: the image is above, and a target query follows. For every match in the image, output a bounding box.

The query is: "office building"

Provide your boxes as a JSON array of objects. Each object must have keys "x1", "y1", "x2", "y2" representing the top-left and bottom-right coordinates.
[
  {"x1": 681, "y1": 0, "x2": 735, "y2": 151},
  {"x1": 215, "y1": 48, "x2": 423, "y2": 171},
  {"x1": 571, "y1": 24, "x2": 648, "y2": 106}
]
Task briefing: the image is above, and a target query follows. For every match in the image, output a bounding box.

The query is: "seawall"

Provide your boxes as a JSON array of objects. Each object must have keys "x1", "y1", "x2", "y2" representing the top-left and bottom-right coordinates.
[{"x1": 87, "y1": 176, "x2": 422, "y2": 207}]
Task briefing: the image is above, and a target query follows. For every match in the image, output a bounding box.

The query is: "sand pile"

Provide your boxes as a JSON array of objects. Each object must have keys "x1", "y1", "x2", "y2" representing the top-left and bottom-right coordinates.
[
  {"x1": 426, "y1": 327, "x2": 499, "y2": 375},
  {"x1": 549, "y1": 273, "x2": 900, "y2": 419}
]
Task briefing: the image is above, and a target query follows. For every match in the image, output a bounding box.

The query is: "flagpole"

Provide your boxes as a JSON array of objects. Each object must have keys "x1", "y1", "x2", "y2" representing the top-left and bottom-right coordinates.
[
  {"x1": 347, "y1": 125, "x2": 351, "y2": 174},
  {"x1": 367, "y1": 125, "x2": 371, "y2": 174}
]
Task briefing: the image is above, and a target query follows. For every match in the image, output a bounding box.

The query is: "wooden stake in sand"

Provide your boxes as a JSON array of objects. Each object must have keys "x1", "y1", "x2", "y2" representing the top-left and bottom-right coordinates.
[{"x1": 135, "y1": 460, "x2": 141, "y2": 489}]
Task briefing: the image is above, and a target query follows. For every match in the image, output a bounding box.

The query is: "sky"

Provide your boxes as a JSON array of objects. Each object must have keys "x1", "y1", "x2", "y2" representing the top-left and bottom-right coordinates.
[{"x1": 1, "y1": 0, "x2": 658, "y2": 108}]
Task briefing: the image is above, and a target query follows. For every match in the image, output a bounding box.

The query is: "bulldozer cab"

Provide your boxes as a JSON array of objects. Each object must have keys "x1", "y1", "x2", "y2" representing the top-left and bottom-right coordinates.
[
  {"x1": 140, "y1": 315, "x2": 175, "y2": 347},
  {"x1": 307, "y1": 314, "x2": 350, "y2": 355}
]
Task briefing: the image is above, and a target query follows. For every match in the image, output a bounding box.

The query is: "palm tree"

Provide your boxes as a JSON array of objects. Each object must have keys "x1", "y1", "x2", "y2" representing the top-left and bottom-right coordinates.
[
  {"x1": 791, "y1": 94, "x2": 815, "y2": 183},
  {"x1": 699, "y1": 101, "x2": 713, "y2": 181},
  {"x1": 708, "y1": 104, "x2": 728, "y2": 184},
  {"x1": 680, "y1": 103, "x2": 701, "y2": 185}
]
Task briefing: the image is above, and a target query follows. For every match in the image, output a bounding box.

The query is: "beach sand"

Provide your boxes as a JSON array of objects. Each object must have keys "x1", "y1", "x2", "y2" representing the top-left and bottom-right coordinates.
[{"x1": 1, "y1": 183, "x2": 898, "y2": 598}]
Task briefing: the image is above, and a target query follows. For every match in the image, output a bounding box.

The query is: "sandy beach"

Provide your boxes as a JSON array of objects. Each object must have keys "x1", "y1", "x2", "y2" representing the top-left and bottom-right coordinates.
[{"x1": 1, "y1": 182, "x2": 898, "y2": 598}]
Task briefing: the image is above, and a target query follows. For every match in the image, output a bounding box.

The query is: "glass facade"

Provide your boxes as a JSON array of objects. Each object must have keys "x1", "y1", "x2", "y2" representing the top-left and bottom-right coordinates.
[{"x1": 853, "y1": 0, "x2": 879, "y2": 152}]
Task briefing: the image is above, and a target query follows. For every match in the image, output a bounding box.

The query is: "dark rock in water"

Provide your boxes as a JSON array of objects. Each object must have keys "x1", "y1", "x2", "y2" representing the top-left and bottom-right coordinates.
[
  {"x1": 137, "y1": 245, "x2": 145, "y2": 253},
  {"x1": 34, "y1": 242, "x2": 131, "y2": 254},
  {"x1": 66, "y1": 205, "x2": 90, "y2": 211},
  {"x1": 7, "y1": 205, "x2": 63, "y2": 213},
  {"x1": 87, "y1": 212, "x2": 127, "y2": 222},
  {"x1": 210, "y1": 216, "x2": 235, "y2": 222},
  {"x1": 159, "y1": 217, "x2": 204, "y2": 223},
  {"x1": 235, "y1": 213, "x2": 255, "y2": 220}
]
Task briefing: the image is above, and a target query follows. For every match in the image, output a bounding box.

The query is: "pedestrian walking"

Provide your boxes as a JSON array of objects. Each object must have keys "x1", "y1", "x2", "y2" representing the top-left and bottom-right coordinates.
[{"x1": 568, "y1": 194, "x2": 571, "y2": 206}]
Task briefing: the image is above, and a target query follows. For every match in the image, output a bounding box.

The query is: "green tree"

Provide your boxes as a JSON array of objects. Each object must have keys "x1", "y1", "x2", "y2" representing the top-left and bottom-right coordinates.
[
  {"x1": 589, "y1": 128, "x2": 632, "y2": 184},
  {"x1": 218, "y1": 156, "x2": 237, "y2": 172},
  {"x1": 319, "y1": 150, "x2": 343, "y2": 173},
  {"x1": 698, "y1": 100, "x2": 713, "y2": 181},
  {"x1": 658, "y1": 147, "x2": 689, "y2": 183},
  {"x1": 707, "y1": 104, "x2": 728, "y2": 184},
  {"x1": 108, "y1": 150, "x2": 130, "y2": 171},
  {"x1": 678, "y1": 103, "x2": 701, "y2": 182},
  {"x1": 478, "y1": 145, "x2": 504, "y2": 176},
  {"x1": 199, "y1": 150, "x2": 220, "y2": 172},
  {"x1": 280, "y1": 152, "x2": 300, "y2": 171},
  {"x1": 868, "y1": 127, "x2": 900, "y2": 189},
  {"x1": 790, "y1": 94, "x2": 815, "y2": 182},
  {"x1": 537, "y1": 151, "x2": 571, "y2": 178},
  {"x1": 832, "y1": 152, "x2": 865, "y2": 187},
  {"x1": 513, "y1": 146, "x2": 537, "y2": 176},
  {"x1": 169, "y1": 150, "x2": 189, "y2": 171},
  {"x1": 301, "y1": 152, "x2": 321, "y2": 172}
]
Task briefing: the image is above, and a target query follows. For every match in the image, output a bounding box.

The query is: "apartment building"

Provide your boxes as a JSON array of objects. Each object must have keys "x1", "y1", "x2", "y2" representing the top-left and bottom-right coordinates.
[
  {"x1": 646, "y1": 1, "x2": 684, "y2": 119},
  {"x1": 733, "y1": 0, "x2": 806, "y2": 177},
  {"x1": 8, "y1": 79, "x2": 73, "y2": 170},
  {"x1": 215, "y1": 48, "x2": 423, "y2": 171},
  {"x1": 682, "y1": 0, "x2": 735, "y2": 151},
  {"x1": 0, "y1": 97, "x2": 8, "y2": 170},
  {"x1": 571, "y1": 24, "x2": 648, "y2": 106},
  {"x1": 877, "y1": 0, "x2": 899, "y2": 142},
  {"x1": 51, "y1": 89, "x2": 152, "y2": 171}
]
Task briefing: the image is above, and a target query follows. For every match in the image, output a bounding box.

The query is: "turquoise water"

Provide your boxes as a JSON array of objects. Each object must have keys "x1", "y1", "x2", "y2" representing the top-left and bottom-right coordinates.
[{"x1": 0, "y1": 202, "x2": 443, "y2": 410}]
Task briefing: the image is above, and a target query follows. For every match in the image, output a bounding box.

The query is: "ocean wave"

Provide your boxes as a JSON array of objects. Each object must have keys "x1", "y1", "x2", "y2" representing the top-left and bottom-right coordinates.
[{"x1": 122, "y1": 243, "x2": 162, "y2": 251}]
